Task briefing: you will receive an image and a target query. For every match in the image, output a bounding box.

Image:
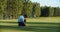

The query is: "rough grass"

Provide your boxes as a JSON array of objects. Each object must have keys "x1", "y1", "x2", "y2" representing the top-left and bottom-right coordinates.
[
  {"x1": 0, "y1": 17, "x2": 60, "y2": 32},
  {"x1": 0, "y1": 17, "x2": 60, "y2": 23}
]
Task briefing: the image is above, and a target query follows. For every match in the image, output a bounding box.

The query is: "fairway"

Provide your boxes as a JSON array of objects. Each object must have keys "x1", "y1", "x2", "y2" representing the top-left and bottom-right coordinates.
[{"x1": 0, "y1": 17, "x2": 60, "y2": 32}]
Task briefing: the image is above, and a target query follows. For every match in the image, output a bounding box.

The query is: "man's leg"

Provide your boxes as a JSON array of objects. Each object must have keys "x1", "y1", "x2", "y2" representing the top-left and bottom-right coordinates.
[
  {"x1": 18, "y1": 22, "x2": 23, "y2": 26},
  {"x1": 24, "y1": 19, "x2": 26, "y2": 26},
  {"x1": 22, "y1": 19, "x2": 26, "y2": 26},
  {"x1": 18, "y1": 22, "x2": 20, "y2": 26}
]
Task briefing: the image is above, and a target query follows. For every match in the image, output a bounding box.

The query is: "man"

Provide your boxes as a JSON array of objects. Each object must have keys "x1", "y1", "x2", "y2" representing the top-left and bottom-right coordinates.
[{"x1": 18, "y1": 15, "x2": 26, "y2": 26}]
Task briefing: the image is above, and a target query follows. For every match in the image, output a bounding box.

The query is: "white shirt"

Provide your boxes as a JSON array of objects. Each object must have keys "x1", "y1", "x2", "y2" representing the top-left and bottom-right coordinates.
[{"x1": 18, "y1": 16, "x2": 24, "y2": 22}]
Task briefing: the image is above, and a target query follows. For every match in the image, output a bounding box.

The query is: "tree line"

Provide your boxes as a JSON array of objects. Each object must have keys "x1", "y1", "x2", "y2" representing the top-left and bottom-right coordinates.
[{"x1": 0, "y1": 0, "x2": 60, "y2": 19}]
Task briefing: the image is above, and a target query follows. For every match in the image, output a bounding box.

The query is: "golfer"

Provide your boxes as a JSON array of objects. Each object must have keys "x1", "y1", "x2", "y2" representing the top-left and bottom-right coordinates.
[{"x1": 18, "y1": 15, "x2": 26, "y2": 26}]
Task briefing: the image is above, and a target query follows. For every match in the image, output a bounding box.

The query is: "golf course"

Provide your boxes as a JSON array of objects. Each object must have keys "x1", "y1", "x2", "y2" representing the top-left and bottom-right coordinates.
[
  {"x1": 0, "y1": 0, "x2": 60, "y2": 32},
  {"x1": 0, "y1": 17, "x2": 60, "y2": 32}
]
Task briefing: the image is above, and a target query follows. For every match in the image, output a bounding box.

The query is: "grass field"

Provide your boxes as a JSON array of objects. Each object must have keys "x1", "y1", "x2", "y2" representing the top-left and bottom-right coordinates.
[{"x1": 0, "y1": 17, "x2": 60, "y2": 32}]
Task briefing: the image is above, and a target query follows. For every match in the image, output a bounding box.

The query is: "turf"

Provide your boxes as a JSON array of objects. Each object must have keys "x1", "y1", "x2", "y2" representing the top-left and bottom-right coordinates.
[{"x1": 0, "y1": 17, "x2": 60, "y2": 32}]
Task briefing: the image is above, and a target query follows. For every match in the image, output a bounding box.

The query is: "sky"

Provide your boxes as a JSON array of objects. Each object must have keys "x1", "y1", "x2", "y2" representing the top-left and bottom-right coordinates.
[{"x1": 30, "y1": 0, "x2": 60, "y2": 7}]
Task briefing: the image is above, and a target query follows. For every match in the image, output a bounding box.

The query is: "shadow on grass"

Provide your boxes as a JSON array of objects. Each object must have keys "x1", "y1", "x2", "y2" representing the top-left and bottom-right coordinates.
[
  {"x1": 0, "y1": 21, "x2": 60, "y2": 32},
  {"x1": 0, "y1": 21, "x2": 60, "y2": 25},
  {"x1": 0, "y1": 25, "x2": 60, "y2": 32}
]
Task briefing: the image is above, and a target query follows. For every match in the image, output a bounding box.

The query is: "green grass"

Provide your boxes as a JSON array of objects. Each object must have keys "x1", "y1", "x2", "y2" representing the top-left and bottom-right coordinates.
[{"x1": 0, "y1": 17, "x2": 60, "y2": 32}]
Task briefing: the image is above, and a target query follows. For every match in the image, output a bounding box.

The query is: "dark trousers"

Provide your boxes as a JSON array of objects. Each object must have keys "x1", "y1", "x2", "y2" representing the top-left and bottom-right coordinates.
[
  {"x1": 18, "y1": 22, "x2": 25, "y2": 26},
  {"x1": 18, "y1": 19, "x2": 26, "y2": 26}
]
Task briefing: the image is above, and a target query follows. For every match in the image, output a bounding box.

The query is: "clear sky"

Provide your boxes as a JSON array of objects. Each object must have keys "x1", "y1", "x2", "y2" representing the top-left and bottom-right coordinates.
[{"x1": 30, "y1": 0, "x2": 60, "y2": 7}]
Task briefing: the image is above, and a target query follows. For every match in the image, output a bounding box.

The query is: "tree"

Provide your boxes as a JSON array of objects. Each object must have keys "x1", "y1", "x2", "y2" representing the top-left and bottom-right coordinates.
[
  {"x1": 34, "y1": 3, "x2": 41, "y2": 17},
  {"x1": 0, "y1": 0, "x2": 7, "y2": 19},
  {"x1": 26, "y1": 1, "x2": 33, "y2": 17},
  {"x1": 32, "y1": 3, "x2": 41, "y2": 17},
  {"x1": 49, "y1": 7, "x2": 54, "y2": 17},
  {"x1": 54, "y1": 7, "x2": 60, "y2": 16},
  {"x1": 41, "y1": 6, "x2": 49, "y2": 17},
  {"x1": 7, "y1": 0, "x2": 24, "y2": 19}
]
